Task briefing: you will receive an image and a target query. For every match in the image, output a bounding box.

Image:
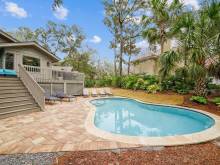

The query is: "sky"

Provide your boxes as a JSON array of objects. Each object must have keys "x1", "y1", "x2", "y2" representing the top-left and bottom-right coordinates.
[{"x1": 0, "y1": 0, "x2": 201, "y2": 60}]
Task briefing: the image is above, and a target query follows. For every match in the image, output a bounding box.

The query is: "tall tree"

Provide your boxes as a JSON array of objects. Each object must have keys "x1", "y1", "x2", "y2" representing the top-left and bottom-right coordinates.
[
  {"x1": 124, "y1": 22, "x2": 141, "y2": 75},
  {"x1": 142, "y1": 0, "x2": 182, "y2": 54},
  {"x1": 159, "y1": 0, "x2": 220, "y2": 96},
  {"x1": 52, "y1": 0, "x2": 63, "y2": 10},
  {"x1": 11, "y1": 27, "x2": 37, "y2": 41},
  {"x1": 103, "y1": 0, "x2": 146, "y2": 76}
]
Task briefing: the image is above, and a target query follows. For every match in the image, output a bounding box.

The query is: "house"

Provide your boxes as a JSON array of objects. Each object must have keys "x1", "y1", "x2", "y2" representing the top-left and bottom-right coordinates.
[
  {"x1": 0, "y1": 30, "x2": 84, "y2": 118},
  {"x1": 131, "y1": 55, "x2": 159, "y2": 75}
]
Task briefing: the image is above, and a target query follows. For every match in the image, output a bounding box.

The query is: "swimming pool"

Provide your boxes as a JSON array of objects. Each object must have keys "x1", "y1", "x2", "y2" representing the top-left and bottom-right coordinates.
[{"x1": 90, "y1": 98, "x2": 215, "y2": 137}]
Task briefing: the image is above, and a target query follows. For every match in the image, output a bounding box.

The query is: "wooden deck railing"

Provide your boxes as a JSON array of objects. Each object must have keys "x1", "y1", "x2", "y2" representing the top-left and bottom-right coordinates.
[
  {"x1": 23, "y1": 65, "x2": 84, "y2": 83},
  {"x1": 18, "y1": 64, "x2": 45, "y2": 110}
]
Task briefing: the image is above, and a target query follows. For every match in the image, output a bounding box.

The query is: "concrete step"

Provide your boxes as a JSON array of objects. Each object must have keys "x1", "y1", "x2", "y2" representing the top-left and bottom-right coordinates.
[
  {"x1": 0, "y1": 103, "x2": 38, "y2": 113},
  {"x1": 0, "y1": 99, "x2": 35, "y2": 107},
  {"x1": 0, "y1": 96, "x2": 31, "y2": 103},
  {"x1": 0, "y1": 93, "x2": 30, "y2": 99},
  {"x1": 0, "y1": 107, "x2": 40, "y2": 119},
  {"x1": 0, "y1": 80, "x2": 21, "y2": 84},
  {"x1": 0, "y1": 77, "x2": 19, "y2": 81},
  {"x1": 0, "y1": 82, "x2": 23, "y2": 87},
  {"x1": 0, "y1": 86, "x2": 26, "y2": 90},
  {"x1": 0, "y1": 89, "x2": 28, "y2": 94}
]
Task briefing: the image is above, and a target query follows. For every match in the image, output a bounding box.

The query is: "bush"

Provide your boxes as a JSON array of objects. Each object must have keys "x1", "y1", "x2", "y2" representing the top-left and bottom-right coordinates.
[
  {"x1": 211, "y1": 97, "x2": 220, "y2": 106},
  {"x1": 85, "y1": 78, "x2": 96, "y2": 87},
  {"x1": 190, "y1": 96, "x2": 208, "y2": 104},
  {"x1": 146, "y1": 84, "x2": 161, "y2": 94},
  {"x1": 161, "y1": 75, "x2": 193, "y2": 94},
  {"x1": 111, "y1": 76, "x2": 122, "y2": 87},
  {"x1": 207, "y1": 83, "x2": 220, "y2": 90},
  {"x1": 177, "y1": 89, "x2": 190, "y2": 95}
]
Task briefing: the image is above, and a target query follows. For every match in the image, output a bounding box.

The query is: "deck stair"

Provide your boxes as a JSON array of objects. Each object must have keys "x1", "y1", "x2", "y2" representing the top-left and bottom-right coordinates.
[{"x1": 0, "y1": 77, "x2": 41, "y2": 119}]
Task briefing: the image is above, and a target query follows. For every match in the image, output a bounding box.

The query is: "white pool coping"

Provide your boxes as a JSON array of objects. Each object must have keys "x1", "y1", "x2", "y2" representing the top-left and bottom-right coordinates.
[{"x1": 85, "y1": 96, "x2": 220, "y2": 146}]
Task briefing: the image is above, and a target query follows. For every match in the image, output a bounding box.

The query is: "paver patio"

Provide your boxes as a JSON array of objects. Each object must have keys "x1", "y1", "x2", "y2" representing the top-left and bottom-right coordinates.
[{"x1": 0, "y1": 97, "x2": 141, "y2": 154}]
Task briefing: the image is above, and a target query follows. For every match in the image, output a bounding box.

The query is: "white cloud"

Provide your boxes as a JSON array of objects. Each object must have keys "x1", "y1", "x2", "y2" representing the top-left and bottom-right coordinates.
[
  {"x1": 4, "y1": 1, "x2": 27, "y2": 18},
  {"x1": 170, "y1": 38, "x2": 179, "y2": 48},
  {"x1": 168, "y1": 0, "x2": 200, "y2": 10},
  {"x1": 182, "y1": 0, "x2": 200, "y2": 10},
  {"x1": 53, "y1": 6, "x2": 68, "y2": 20},
  {"x1": 136, "y1": 40, "x2": 149, "y2": 49},
  {"x1": 90, "y1": 35, "x2": 102, "y2": 44}
]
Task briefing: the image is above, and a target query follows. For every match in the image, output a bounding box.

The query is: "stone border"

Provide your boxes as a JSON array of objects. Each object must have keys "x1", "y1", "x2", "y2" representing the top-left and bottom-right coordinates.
[{"x1": 85, "y1": 96, "x2": 220, "y2": 146}]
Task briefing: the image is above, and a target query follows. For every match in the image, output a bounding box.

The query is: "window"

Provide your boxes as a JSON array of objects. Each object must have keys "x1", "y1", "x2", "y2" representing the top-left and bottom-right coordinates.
[
  {"x1": 47, "y1": 61, "x2": 51, "y2": 67},
  {"x1": 23, "y1": 56, "x2": 40, "y2": 67},
  {"x1": 0, "y1": 48, "x2": 4, "y2": 69},
  {"x1": 5, "y1": 53, "x2": 14, "y2": 70}
]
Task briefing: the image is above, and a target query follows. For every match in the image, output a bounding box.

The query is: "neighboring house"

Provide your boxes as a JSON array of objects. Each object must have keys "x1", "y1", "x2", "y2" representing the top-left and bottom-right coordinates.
[
  {"x1": 0, "y1": 30, "x2": 84, "y2": 117},
  {"x1": 131, "y1": 40, "x2": 174, "y2": 75},
  {"x1": 131, "y1": 55, "x2": 159, "y2": 75}
]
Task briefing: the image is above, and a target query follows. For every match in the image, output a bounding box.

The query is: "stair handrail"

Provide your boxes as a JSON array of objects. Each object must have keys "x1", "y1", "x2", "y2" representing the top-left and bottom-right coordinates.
[{"x1": 18, "y1": 64, "x2": 45, "y2": 111}]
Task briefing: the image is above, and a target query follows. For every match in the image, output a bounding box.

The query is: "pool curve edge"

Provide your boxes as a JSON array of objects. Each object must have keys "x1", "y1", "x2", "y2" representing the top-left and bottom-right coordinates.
[{"x1": 85, "y1": 96, "x2": 220, "y2": 146}]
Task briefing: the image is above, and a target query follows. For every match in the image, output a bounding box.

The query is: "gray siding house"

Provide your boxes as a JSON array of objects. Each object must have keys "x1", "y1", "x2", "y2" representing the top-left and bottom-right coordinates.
[{"x1": 0, "y1": 30, "x2": 84, "y2": 118}]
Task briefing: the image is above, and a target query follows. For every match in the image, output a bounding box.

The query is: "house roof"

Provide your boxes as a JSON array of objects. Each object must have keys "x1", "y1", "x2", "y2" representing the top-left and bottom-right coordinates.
[
  {"x1": 0, "y1": 29, "x2": 60, "y2": 62},
  {"x1": 132, "y1": 55, "x2": 159, "y2": 63},
  {"x1": 0, "y1": 30, "x2": 18, "y2": 43},
  {"x1": 0, "y1": 41, "x2": 60, "y2": 62}
]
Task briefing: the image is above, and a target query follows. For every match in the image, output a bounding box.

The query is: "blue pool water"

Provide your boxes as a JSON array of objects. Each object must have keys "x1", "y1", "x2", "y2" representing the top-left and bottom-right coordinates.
[{"x1": 90, "y1": 98, "x2": 214, "y2": 137}]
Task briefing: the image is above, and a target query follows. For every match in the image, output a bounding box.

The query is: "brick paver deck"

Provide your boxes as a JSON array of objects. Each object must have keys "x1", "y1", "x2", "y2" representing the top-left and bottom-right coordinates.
[{"x1": 0, "y1": 97, "x2": 140, "y2": 154}]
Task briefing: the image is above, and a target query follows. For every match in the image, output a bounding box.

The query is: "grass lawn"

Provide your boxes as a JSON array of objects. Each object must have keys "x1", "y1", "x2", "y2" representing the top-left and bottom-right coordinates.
[{"x1": 112, "y1": 88, "x2": 184, "y2": 105}]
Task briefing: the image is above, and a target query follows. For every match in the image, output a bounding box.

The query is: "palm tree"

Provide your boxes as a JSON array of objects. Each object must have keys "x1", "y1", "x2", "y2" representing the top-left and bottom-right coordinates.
[
  {"x1": 142, "y1": 0, "x2": 182, "y2": 54},
  {"x1": 52, "y1": 0, "x2": 63, "y2": 10},
  {"x1": 159, "y1": 0, "x2": 220, "y2": 96}
]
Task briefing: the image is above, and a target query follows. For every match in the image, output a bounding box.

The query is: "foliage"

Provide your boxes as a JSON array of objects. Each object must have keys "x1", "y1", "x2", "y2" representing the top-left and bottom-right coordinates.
[
  {"x1": 142, "y1": 0, "x2": 182, "y2": 54},
  {"x1": 190, "y1": 96, "x2": 208, "y2": 104},
  {"x1": 160, "y1": 71, "x2": 194, "y2": 93},
  {"x1": 211, "y1": 97, "x2": 220, "y2": 106},
  {"x1": 207, "y1": 83, "x2": 220, "y2": 90},
  {"x1": 103, "y1": 0, "x2": 146, "y2": 76},
  {"x1": 146, "y1": 84, "x2": 161, "y2": 94},
  {"x1": 159, "y1": 1, "x2": 220, "y2": 96}
]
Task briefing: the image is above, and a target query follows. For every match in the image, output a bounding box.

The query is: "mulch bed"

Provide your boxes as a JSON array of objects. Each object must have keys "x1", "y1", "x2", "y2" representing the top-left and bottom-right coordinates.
[
  {"x1": 182, "y1": 95, "x2": 220, "y2": 116},
  {"x1": 54, "y1": 143, "x2": 220, "y2": 165}
]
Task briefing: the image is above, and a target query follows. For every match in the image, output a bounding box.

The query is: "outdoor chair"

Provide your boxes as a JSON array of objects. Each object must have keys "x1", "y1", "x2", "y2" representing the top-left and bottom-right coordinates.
[
  {"x1": 83, "y1": 88, "x2": 89, "y2": 97},
  {"x1": 105, "y1": 88, "x2": 113, "y2": 95},
  {"x1": 55, "y1": 91, "x2": 76, "y2": 102},
  {"x1": 91, "y1": 88, "x2": 98, "y2": 97},
  {"x1": 45, "y1": 93, "x2": 60, "y2": 103},
  {"x1": 98, "y1": 88, "x2": 106, "y2": 97}
]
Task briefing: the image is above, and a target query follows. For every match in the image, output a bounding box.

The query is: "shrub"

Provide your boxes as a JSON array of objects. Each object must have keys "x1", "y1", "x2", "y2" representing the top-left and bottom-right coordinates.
[
  {"x1": 177, "y1": 89, "x2": 190, "y2": 95},
  {"x1": 111, "y1": 76, "x2": 122, "y2": 87},
  {"x1": 190, "y1": 96, "x2": 207, "y2": 104},
  {"x1": 207, "y1": 83, "x2": 220, "y2": 90},
  {"x1": 146, "y1": 84, "x2": 161, "y2": 94},
  {"x1": 85, "y1": 78, "x2": 96, "y2": 87},
  {"x1": 133, "y1": 78, "x2": 145, "y2": 90},
  {"x1": 211, "y1": 97, "x2": 220, "y2": 106},
  {"x1": 161, "y1": 75, "x2": 194, "y2": 93}
]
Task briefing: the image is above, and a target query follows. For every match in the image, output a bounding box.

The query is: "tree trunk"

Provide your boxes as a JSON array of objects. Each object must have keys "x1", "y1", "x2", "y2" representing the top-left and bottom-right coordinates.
[
  {"x1": 119, "y1": 22, "x2": 123, "y2": 77},
  {"x1": 160, "y1": 25, "x2": 165, "y2": 54},
  {"x1": 127, "y1": 55, "x2": 131, "y2": 75},
  {"x1": 193, "y1": 78, "x2": 207, "y2": 96},
  {"x1": 114, "y1": 39, "x2": 117, "y2": 76}
]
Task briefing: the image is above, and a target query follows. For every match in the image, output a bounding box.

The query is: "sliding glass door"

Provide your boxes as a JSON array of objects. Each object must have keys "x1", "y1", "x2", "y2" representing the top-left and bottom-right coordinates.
[{"x1": 5, "y1": 53, "x2": 14, "y2": 70}]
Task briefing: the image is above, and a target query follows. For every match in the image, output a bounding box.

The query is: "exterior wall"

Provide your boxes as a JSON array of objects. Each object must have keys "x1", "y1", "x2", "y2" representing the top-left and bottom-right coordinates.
[
  {"x1": 0, "y1": 37, "x2": 10, "y2": 43},
  {"x1": 131, "y1": 59, "x2": 159, "y2": 75},
  {"x1": 40, "y1": 82, "x2": 83, "y2": 96},
  {"x1": 4, "y1": 47, "x2": 54, "y2": 73}
]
